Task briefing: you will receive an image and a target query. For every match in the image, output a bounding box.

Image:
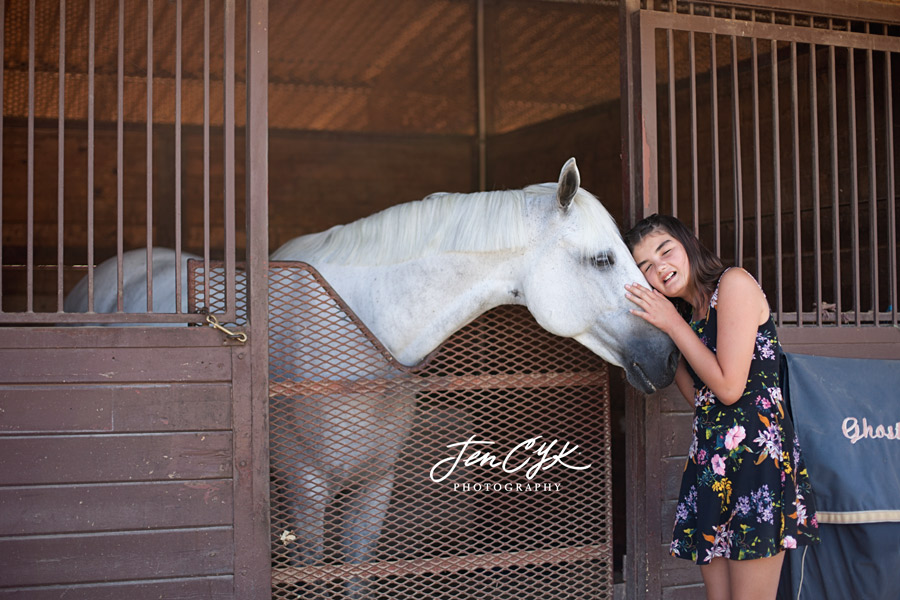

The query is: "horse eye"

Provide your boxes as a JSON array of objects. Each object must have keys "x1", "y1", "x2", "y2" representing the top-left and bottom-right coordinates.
[{"x1": 590, "y1": 252, "x2": 615, "y2": 270}]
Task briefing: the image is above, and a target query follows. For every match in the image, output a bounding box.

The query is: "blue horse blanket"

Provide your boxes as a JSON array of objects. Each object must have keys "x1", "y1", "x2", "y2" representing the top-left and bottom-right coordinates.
[{"x1": 778, "y1": 352, "x2": 900, "y2": 600}]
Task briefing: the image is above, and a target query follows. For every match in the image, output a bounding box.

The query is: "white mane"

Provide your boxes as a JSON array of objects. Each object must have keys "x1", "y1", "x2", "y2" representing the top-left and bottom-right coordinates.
[{"x1": 277, "y1": 183, "x2": 618, "y2": 267}]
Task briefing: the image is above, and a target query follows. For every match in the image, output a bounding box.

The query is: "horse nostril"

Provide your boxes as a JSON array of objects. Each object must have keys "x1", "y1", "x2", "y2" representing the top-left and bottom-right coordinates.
[{"x1": 667, "y1": 349, "x2": 679, "y2": 373}]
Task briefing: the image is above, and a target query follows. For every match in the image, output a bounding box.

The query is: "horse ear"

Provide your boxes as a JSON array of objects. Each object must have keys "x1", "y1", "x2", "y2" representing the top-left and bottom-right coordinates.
[{"x1": 557, "y1": 157, "x2": 580, "y2": 210}]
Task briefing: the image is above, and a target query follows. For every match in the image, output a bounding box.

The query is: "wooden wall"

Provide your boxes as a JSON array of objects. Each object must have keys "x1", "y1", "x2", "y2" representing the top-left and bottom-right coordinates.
[{"x1": 0, "y1": 328, "x2": 251, "y2": 599}]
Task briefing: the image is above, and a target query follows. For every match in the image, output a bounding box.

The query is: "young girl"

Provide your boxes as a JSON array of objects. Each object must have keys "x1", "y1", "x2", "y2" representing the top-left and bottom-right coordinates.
[{"x1": 623, "y1": 214, "x2": 818, "y2": 600}]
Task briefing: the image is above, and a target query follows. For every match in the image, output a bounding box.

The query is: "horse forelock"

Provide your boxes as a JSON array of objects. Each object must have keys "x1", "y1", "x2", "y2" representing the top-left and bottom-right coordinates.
[{"x1": 275, "y1": 184, "x2": 619, "y2": 266}]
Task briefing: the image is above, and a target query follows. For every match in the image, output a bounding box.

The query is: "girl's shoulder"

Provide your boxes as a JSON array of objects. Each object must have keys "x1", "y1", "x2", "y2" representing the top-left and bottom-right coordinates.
[{"x1": 713, "y1": 267, "x2": 770, "y2": 320}]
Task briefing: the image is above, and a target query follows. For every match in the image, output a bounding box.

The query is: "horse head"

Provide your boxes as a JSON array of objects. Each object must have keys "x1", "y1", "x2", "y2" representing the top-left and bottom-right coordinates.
[{"x1": 519, "y1": 158, "x2": 678, "y2": 393}]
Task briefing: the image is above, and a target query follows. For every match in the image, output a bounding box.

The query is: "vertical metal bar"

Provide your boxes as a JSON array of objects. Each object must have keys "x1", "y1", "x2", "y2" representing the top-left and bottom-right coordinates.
[
  {"x1": 203, "y1": 0, "x2": 211, "y2": 306},
  {"x1": 751, "y1": 37, "x2": 763, "y2": 284},
  {"x1": 771, "y1": 36, "x2": 783, "y2": 323},
  {"x1": 710, "y1": 33, "x2": 721, "y2": 256},
  {"x1": 146, "y1": 0, "x2": 154, "y2": 312},
  {"x1": 87, "y1": 0, "x2": 96, "y2": 312},
  {"x1": 223, "y1": 0, "x2": 236, "y2": 316},
  {"x1": 731, "y1": 33, "x2": 743, "y2": 268},
  {"x1": 828, "y1": 43, "x2": 842, "y2": 325},
  {"x1": 865, "y1": 41, "x2": 878, "y2": 324},
  {"x1": 0, "y1": 0, "x2": 4, "y2": 308},
  {"x1": 638, "y1": 19, "x2": 659, "y2": 216},
  {"x1": 810, "y1": 45, "x2": 822, "y2": 327},
  {"x1": 689, "y1": 27, "x2": 699, "y2": 236},
  {"x1": 57, "y1": 0, "x2": 66, "y2": 312},
  {"x1": 667, "y1": 28, "x2": 677, "y2": 217},
  {"x1": 476, "y1": 0, "x2": 486, "y2": 191},
  {"x1": 886, "y1": 52, "x2": 897, "y2": 326},
  {"x1": 790, "y1": 33, "x2": 802, "y2": 325},
  {"x1": 848, "y1": 47, "x2": 861, "y2": 326},
  {"x1": 117, "y1": 0, "x2": 124, "y2": 312},
  {"x1": 238, "y1": 0, "x2": 271, "y2": 591},
  {"x1": 27, "y1": 0, "x2": 35, "y2": 312},
  {"x1": 174, "y1": 0, "x2": 183, "y2": 312}
]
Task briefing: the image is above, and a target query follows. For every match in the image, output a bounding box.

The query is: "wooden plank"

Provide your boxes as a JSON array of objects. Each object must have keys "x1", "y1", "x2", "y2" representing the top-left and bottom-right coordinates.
[
  {"x1": 780, "y1": 327, "x2": 900, "y2": 359},
  {"x1": 0, "y1": 432, "x2": 232, "y2": 484},
  {"x1": 0, "y1": 384, "x2": 232, "y2": 434},
  {"x1": 662, "y1": 584, "x2": 707, "y2": 600},
  {"x1": 659, "y1": 412, "x2": 693, "y2": 458},
  {"x1": 662, "y1": 456, "x2": 687, "y2": 503},
  {"x1": 0, "y1": 480, "x2": 232, "y2": 535},
  {"x1": 0, "y1": 576, "x2": 233, "y2": 600},
  {"x1": 0, "y1": 528, "x2": 233, "y2": 587},
  {"x1": 657, "y1": 543, "x2": 704, "y2": 589},
  {"x1": 0, "y1": 347, "x2": 232, "y2": 384},
  {"x1": 0, "y1": 327, "x2": 229, "y2": 349}
]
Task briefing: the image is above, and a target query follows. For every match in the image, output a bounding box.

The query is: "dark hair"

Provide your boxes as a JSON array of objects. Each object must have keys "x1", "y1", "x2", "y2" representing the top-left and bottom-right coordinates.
[{"x1": 623, "y1": 214, "x2": 726, "y2": 318}]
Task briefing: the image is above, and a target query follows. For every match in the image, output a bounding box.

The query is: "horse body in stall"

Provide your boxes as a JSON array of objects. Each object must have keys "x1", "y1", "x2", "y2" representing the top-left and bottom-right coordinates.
[{"x1": 65, "y1": 158, "x2": 678, "y2": 592}]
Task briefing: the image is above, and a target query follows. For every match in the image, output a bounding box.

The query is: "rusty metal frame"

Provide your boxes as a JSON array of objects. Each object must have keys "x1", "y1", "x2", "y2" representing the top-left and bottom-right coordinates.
[
  {"x1": 0, "y1": 0, "x2": 240, "y2": 324},
  {"x1": 634, "y1": 7, "x2": 899, "y2": 329}
]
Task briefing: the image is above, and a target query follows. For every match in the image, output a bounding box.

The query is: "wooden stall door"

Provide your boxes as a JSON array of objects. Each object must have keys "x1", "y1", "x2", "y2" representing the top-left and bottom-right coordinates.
[{"x1": 0, "y1": 327, "x2": 267, "y2": 599}]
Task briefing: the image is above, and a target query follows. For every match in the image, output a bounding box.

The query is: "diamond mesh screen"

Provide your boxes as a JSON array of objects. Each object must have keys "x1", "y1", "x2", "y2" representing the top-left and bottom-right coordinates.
[{"x1": 190, "y1": 261, "x2": 613, "y2": 599}]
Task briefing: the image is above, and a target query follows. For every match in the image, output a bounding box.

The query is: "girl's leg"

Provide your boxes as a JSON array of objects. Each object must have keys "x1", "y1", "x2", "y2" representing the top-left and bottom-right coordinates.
[
  {"x1": 728, "y1": 552, "x2": 786, "y2": 600},
  {"x1": 700, "y1": 557, "x2": 731, "y2": 600}
]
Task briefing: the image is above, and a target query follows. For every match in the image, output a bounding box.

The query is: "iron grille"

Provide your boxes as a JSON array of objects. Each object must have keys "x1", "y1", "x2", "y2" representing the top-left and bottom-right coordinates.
[{"x1": 190, "y1": 260, "x2": 613, "y2": 600}]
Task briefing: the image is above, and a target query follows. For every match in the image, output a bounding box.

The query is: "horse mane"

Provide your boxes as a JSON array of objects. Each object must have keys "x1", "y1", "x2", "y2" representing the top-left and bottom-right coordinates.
[{"x1": 277, "y1": 183, "x2": 617, "y2": 266}]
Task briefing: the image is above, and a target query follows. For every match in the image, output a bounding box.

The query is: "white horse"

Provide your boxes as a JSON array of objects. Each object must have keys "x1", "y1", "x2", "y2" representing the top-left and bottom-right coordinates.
[{"x1": 65, "y1": 158, "x2": 677, "y2": 591}]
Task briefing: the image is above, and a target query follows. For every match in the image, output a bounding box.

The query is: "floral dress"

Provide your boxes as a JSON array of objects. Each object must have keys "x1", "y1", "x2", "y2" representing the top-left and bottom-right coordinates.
[{"x1": 670, "y1": 268, "x2": 819, "y2": 564}]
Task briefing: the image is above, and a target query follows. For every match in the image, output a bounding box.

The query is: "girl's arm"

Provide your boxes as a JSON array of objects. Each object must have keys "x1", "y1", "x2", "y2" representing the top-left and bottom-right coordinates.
[{"x1": 626, "y1": 268, "x2": 767, "y2": 405}]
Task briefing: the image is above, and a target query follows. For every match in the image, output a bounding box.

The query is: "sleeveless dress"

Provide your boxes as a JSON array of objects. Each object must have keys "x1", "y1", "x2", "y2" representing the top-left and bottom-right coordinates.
[{"x1": 669, "y1": 268, "x2": 820, "y2": 564}]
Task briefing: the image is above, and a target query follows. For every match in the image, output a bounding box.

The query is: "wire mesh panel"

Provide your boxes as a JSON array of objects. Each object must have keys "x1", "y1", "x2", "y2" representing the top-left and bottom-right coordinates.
[{"x1": 189, "y1": 261, "x2": 613, "y2": 599}]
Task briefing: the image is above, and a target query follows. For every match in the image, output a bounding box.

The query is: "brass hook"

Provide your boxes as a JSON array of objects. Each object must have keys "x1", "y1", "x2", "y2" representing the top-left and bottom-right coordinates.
[{"x1": 206, "y1": 314, "x2": 248, "y2": 343}]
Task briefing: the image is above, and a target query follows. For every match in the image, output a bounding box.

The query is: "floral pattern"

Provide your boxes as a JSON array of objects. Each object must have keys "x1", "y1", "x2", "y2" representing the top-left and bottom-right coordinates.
[{"x1": 670, "y1": 269, "x2": 820, "y2": 564}]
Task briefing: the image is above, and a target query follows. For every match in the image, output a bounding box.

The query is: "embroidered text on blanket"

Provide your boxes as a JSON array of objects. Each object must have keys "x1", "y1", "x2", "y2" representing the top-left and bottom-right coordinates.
[{"x1": 842, "y1": 417, "x2": 900, "y2": 445}]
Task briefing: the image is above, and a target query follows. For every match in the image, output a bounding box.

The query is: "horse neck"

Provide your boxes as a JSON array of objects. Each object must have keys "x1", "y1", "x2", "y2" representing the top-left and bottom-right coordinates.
[{"x1": 314, "y1": 249, "x2": 527, "y2": 367}]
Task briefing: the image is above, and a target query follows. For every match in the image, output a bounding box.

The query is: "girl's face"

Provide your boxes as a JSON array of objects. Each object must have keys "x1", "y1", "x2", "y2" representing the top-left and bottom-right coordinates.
[{"x1": 630, "y1": 230, "x2": 692, "y2": 300}]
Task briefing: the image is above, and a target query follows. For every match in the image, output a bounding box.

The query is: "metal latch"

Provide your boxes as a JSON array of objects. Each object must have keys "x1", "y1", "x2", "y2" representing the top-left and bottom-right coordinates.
[{"x1": 206, "y1": 314, "x2": 248, "y2": 343}]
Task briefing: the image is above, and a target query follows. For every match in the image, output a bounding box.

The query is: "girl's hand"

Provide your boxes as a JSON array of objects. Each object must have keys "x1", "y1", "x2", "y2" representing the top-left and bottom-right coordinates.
[{"x1": 624, "y1": 282, "x2": 682, "y2": 335}]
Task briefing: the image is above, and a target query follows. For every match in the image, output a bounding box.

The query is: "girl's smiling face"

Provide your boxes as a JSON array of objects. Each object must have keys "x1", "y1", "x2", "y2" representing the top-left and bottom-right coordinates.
[{"x1": 630, "y1": 230, "x2": 692, "y2": 300}]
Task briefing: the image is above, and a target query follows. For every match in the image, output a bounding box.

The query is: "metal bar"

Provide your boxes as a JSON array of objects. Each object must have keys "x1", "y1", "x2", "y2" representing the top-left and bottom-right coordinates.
[
  {"x1": 175, "y1": 0, "x2": 183, "y2": 312},
  {"x1": 0, "y1": 0, "x2": 4, "y2": 309},
  {"x1": 847, "y1": 47, "x2": 861, "y2": 326},
  {"x1": 57, "y1": 0, "x2": 66, "y2": 312},
  {"x1": 667, "y1": 28, "x2": 677, "y2": 217},
  {"x1": 241, "y1": 0, "x2": 271, "y2": 595},
  {"x1": 638, "y1": 11, "x2": 900, "y2": 54},
  {"x1": 476, "y1": 0, "x2": 486, "y2": 191},
  {"x1": 710, "y1": 33, "x2": 721, "y2": 256},
  {"x1": 0, "y1": 311, "x2": 212, "y2": 325},
  {"x1": 730, "y1": 33, "x2": 743, "y2": 267},
  {"x1": 752, "y1": 37, "x2": 763, "y2": 284},
  {"x1": 865, "y1": 41, "x2": 878, "y2": 324},
  {"x1": 790, "y1": 32, "x2": 802, "y2": 326},
  {"x1": 667, "y1": 0, "x2": 900, "y2": 24},
  {"x1": 27, "y1": 0, "x2": 35, "y2": 312},
  {"x1": 828, "y1": 43, "x2": 842, "y2": 326},
  {"x1": 810, "y1": 44, "x2": 822, "y2": 326},
  {"x1": 638, "y1": 17, "x2": 660, "y2": 216},
  {"x1": 771, "y1": 36, "x2": 783, "y2": 323},
  {"x1": 146, "y1": 0, "x2": 154, "y2": 312},
  {"x1": 886, "y1": 51, "x2": 897, "y2": 326},
  {"x1": 689, "y1": 27, "x2": 699, "y2": 236},
  {"x1": 87, "y1": 0, "x2": 96, "y2": 312},
  {"x1": 117, "y1": 0, "x2": 124, "y2": 312},
  {"x1": 203, "y1": 0, "x2": 211, "y2": 310},
  {"x1": 223, "y1": 0, "x2": 236, "y2": 319},
  {"x1": 273, "y1": 544, "x2": 608, "y2": 586}
]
